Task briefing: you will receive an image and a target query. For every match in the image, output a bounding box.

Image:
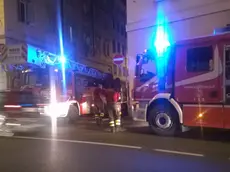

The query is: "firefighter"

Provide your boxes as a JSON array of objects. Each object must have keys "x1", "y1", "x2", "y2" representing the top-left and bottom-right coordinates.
[
  {"x1": 93, "y1": 84, "x2": 106, "y2": 125},
  {"x1": 106, "y1": 84, "x2": 122, "y2": 133}
]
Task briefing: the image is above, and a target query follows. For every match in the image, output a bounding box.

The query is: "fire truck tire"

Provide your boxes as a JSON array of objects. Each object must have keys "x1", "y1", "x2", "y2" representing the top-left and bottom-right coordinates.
[
  {"x1": 68, "y1": 105, "x2": 80, "y2": 124},
  {"x1": 148, "y1": 103, "x2": 179, "y2": 136}
]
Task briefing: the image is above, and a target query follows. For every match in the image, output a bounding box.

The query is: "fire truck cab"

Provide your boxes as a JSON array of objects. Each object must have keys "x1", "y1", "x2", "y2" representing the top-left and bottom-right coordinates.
[{"x1": 133, "y1": 32, "x2": 230, "y2": 136}]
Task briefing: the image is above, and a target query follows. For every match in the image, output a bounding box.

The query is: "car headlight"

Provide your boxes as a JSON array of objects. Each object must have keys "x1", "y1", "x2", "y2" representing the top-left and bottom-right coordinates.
[
  {"x1": 45, "y1": 103, "x2": 70, "y2": 117},
  {"x1": 81, "y1": 102, "x2": 88, "y2": 109}
]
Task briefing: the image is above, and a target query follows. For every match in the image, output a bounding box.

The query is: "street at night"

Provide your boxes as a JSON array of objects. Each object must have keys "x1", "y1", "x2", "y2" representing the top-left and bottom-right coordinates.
[
  {"x1": 1, "y1": 0, "x2": 230, "y2": 171},
  {"x1": 0, "y1": 118, "x2": 230, "y2": 172}
]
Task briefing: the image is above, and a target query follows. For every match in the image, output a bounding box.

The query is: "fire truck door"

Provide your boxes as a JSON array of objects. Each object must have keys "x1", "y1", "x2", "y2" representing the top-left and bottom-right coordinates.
[
  {"x1": 223, "y1": 45, "x2": 230, "y2": 129},
  {"x1": 177, "y1": 45, "x2": 223, "y2": 128}
]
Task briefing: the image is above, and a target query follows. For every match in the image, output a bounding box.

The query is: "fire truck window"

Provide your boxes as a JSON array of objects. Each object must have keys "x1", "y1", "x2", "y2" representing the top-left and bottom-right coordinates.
[
  {"x1": 187, "y1": 46, "x2": 213, "y2": 72},
  {"x1": 140, "y1": 58, "x2": 156, "y2": 82}
]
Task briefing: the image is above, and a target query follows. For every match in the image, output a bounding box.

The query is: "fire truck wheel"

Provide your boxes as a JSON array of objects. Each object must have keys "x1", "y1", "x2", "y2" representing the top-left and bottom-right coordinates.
[
  {"x1": 148, "y1": 103, "x2": 179, "y2": 136},
  {"x1": 68, "y1": 105, "x2": 80, "y2": 124}
]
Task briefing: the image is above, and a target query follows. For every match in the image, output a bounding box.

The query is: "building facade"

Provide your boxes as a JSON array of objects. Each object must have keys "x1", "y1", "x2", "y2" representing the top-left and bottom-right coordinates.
[
  {"x1": 61, "y1": 0, "x2": 127, "y2": 97},
  {"x1": 126, "y1": 0, "x2": 230, "y2": 97},
  {"x1": 0, "y1": 0, "x2": 59, "y2": 90},
  {"x1": 0, "y1": 0, "x2": 58, "y2": 51},
  {"x1": 73, "y1": 0, "x2": 127, "y2": 81},
  {"x1": 0, "y1": 0, "x2": 127, "y2": 99}
]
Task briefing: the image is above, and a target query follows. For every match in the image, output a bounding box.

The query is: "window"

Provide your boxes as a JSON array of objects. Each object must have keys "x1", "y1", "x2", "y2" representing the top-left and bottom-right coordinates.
[
  {"x1": 118, "y1": 67, "x2": 122, "y2": 76},
  {"x1": 121, "y1": 25, "x2": 124, "y2": 35},
  {"x1": 186, "y1": 46, "x2": 213, "y2": 72},
  {"x1": 123, "y1": 67, "x2": 126, "y2": 77},
  {"x1": 66, "y1": 0, "x2": 74, "y2": 6},
  {"x1": 106, "y1": 42, "x2": 110, "y2": 56},
  {"x1": 18, "y1": 0, "x2": 27, "y2": 22},
  {"x1": 112, "y1": 40, "x2": 116, "y2": 53},
  {"x1": 69, "y1": 26, "x2": 73, "y2": 42},
  {"x1": 113, "y1": 64, "x2": 117, "y2": 75},
  {"x1": 122, "y1": 45, "x2": 125, "y2": 55},
  {"x1": 83, "y1": 2, "x2": 90, "y2": 16},
  {"x1": 46, "y1": 4, "x2": 55, "y2": 32},
  {"x1": 103, "y1": 41, "x2": 106, "y2": 56},
  {"x1": 117, "y1": 23, "x2": 120, "y2": 32},
  {"x1": 112, "y1": 19, "x2": 115, "y2": 29},
  {"x1": 17, "y1": 0, "x2": 34, "y2": 24},
  {"x1": 117, "y1": 42, "x2": 121, "y2": 53}
]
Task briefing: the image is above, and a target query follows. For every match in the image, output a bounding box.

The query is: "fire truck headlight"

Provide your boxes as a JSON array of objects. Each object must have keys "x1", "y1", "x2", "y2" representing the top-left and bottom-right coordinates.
[
  {"x1": 45, "y1": 103, "x2": 70, "y2": 117},
  {"x1": 198, "y1": 113, "x2": 203, "y2": 118},
  {"x1": 81, "y1": 102, "x2": 88, "y2": 109}
]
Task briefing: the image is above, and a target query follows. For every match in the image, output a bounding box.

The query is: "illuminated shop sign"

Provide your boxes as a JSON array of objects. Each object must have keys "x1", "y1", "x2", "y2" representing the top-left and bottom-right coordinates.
[{"x1": 71, "y1": 62, "x2": 104, "y2": 79}]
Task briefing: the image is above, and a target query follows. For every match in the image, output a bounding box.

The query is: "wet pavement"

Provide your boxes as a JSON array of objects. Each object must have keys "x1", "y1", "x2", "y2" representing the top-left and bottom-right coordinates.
[{"x1": 0, "y1": 116, "x2": 230, "y2": 172}]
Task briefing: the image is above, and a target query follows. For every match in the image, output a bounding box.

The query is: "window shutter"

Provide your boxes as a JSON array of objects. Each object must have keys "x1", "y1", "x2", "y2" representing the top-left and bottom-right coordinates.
[
  {"x1": 27, "y1": 1, "x2": 35, "y2": 24},
  {"x1": 17, "y1": 0, "x2": 21, "y2": 21}
]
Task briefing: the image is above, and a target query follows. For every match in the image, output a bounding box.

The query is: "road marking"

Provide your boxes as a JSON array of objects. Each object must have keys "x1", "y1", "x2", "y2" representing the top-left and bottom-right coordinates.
[
  {"x1": 12, "y1": 136, "x2": 142, "y2": 150},
  {"x1": 154, "y1": 149, "x2": 204, "y2": 157}
]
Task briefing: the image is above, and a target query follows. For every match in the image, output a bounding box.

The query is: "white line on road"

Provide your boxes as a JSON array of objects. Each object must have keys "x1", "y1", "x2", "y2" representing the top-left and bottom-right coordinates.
[
  {"x1": 154, "y1": 149, "x2": 204, "y2": 157},
  {"x1": 13, "y1": 136, "x2": 142, "y2": 150}
]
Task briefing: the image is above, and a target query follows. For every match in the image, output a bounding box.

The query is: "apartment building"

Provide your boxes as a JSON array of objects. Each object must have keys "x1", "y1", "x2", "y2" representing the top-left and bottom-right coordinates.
[
  {"x1": 59, "y1": 0, "x2": 127, "y2": 98},
  {"x1": 0, "y1": 0, "x2": 127, "y2": 94},
  {"x1": 76, "y1": 0, "x2": 127, "y2": 79},
  {"x1": 0, "y1": 0, "x2": 59, "y2": 89}
]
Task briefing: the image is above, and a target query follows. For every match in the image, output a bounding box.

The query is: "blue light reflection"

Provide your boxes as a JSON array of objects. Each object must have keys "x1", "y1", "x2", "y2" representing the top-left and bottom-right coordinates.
[{"x1": 153, "y1": 8, "x2": 172, "y2": 78}]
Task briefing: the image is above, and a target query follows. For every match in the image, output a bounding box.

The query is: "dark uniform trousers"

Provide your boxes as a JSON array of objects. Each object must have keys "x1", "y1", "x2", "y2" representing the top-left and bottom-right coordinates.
[{"x1": 107, "y1": 102, "x2": 121, "y2": 128}]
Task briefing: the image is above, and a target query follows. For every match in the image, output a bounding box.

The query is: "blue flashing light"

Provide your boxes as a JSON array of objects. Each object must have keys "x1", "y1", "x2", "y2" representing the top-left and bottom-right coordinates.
[
  {"x1": 60, "y1": 56, "x2": 66, "y2": 64},
  {"x1": 56, "y1": 0, "x2": 67, "y2": 96},
  {"x1": 152, "y1": 8, "x2": 172, "y2": 79},
  {"x1": 153, "y1": 7, "x2": 171, "y2": 57},
  {"x1": 154, "y1": 25, "x2": 170, "y2": 56}
]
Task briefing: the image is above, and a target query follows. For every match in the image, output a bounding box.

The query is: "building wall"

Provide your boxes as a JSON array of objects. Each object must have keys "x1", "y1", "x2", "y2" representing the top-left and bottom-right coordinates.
[
  {"x1": 112, "y1": 0, "x2": 128, "y2": 82},
  {"x1": 3, "y1": 0, "x2": 59, "y2": 53},
  {"x1": 69, "y1": 0, "x2": 127, "y2": 80},
  {"x1": 126, "y1": 0, "x2": 230, "y2": 98},
  {"x1": 0, "y1": 0, "x2": 59, "y2": 90},
  {"x1": 127, "y1": 0, "x2": 230, "y2": 55}
]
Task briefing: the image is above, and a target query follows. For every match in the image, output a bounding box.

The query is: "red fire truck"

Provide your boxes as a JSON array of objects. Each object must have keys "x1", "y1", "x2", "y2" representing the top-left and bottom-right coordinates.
[
  {"x1": 132, "y1": 32, "x2": 230, "y2": 136},
  {"x1": 20, "y1": 67, "x2": 80, "y2": 123}
]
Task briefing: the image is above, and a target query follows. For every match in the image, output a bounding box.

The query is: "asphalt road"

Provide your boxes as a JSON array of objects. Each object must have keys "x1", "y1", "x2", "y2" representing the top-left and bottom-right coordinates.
[{"x1": 0, "y1": 117, "x2": 230, "y2": 172}]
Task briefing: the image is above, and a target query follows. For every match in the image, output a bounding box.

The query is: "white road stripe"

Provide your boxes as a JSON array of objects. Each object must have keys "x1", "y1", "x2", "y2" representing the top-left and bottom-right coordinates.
[
  {"x1": 13, "y1": 136, "x2": 142, "y2": 150},
  {"x1": 154, "y1": 149, "x2": 204, "y2": 157}
]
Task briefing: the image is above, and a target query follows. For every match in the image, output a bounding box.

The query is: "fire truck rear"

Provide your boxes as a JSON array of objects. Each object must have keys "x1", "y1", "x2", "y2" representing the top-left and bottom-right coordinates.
[
  {"x1": 132, "y1": 32, "x2": 230, "y2": 136},
  {"x1": 23, "y1": 68, "x2": 80, "y2": 123}
]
